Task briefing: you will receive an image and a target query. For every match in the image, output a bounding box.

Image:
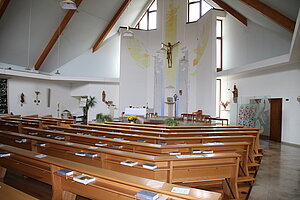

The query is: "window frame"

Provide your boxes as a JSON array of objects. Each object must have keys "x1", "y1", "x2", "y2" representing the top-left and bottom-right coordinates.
[
  {"x1": 187, "y1": 0, "x2": 213, "y2": 23},
  {"x1": 216, "y1": 79, "x2": 221, "y2": 118},
  {"x1": 216, "y1": 19, "x2": 223, "y2": 72},
  {"x1": 135, "y1": 0, "x2": 157, "y2": 30}
]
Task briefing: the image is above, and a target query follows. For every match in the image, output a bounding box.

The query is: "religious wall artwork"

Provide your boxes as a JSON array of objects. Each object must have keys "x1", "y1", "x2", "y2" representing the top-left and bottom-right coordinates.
[
  {"x1": 162, "y1": 41, "x2": 180, "y2": 68},
  {"x1": 238, "y1": 104, "x2": 257, "y2": 128},
  {"x1": 20, "y1": 93, "x2": 25, "y2": 107},
  {"x1": 231, "y1": 84, "x2": 238, "y2": 103},
  {"x1": 102, "y1": 91, "x2": 106, "y2": 102},
  {"x1": 126, "y1": 38, "x2": 150, "y2": 68},
  {"x1": 192, "y1": 22, "x2": 210, "y2": 68},
  {"x1": 0, "y1": 79, "x2": 8, "y2": 114},
  {"x1": 34, "y1": 91, "x2": 40, "y2": 105},
  {"x1": 165, "y1": 0, "x2": 179, "y2": 86}
]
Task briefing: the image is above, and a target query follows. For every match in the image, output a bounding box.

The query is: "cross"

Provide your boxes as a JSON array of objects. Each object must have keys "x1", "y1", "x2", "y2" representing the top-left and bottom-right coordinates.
[{"x1": 162, "y1": 41, "x2": 180, "y2": 68}]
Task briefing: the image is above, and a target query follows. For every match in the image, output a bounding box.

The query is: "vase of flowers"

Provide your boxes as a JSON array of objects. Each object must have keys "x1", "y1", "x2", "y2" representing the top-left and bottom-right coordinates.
[{"x1": 127, "y1": 115, "x2": 137, "y2": 123}]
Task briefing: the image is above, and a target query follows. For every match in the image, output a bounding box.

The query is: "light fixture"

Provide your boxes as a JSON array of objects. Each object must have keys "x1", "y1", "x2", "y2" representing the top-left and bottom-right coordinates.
[
  {"x1": 60, "y1": 0, "x2": 77, "y2": 10},
  {"x1": 158, "y1": 43, "x2": 166, "y2": 53},
  {"x1": 122, "y1": 26, "x2": 134, "y2": 38},
  {"x1": 55, "y1": 70, "x2": 61, "y2": 75}
]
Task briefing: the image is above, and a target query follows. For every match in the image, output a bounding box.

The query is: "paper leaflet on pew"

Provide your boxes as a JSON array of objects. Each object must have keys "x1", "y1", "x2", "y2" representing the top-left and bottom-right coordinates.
[
  {"x1": 15, "y1": 138, "x2": 27, "y2": 143},
  {"x1": 0, "y1": 152, "x2": 11, "y2": 157}
]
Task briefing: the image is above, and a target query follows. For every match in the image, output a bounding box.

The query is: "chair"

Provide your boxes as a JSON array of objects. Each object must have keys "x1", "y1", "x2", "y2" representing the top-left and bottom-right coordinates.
[
  {"x1": 61, "y1": 110, "x2": 73, "y2": 119},
  {"x1": 192, "y1": 110, "x2": 203, "y2": 121}
]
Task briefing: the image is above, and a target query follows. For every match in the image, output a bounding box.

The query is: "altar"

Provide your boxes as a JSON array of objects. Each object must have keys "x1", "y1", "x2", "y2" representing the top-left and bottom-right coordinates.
[{"x1": 124, "y1": 108, "x2": 154, "y2": 117}]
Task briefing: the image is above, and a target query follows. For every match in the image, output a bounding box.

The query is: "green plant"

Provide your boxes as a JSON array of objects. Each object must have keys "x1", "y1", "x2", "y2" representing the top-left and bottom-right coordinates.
[
  {"x1": 83, "y1": 96, "x2": 97, "y2": 123},
  {"x1": 165, "y1": 118, "x2": 179, "y2": 126},
  {"x1": 96, "y1": 113, "x2": 112, "y2": 123}
]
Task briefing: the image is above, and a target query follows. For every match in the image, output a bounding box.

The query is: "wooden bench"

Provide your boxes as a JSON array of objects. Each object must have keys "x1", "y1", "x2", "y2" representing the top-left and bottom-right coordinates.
[
  {"x1": 17, "y1": 126, "x2": 258, "y2": 181},
  {"x1": 88, "y1": 123, "x2": 261, "y2": 154},
  {"x1": 0, "y1": 131, "x2": 242, "y2": 199},
  {"x1": 0, "y1": 182, "x2": 38, "y2": 200},
  {"x1": 0, "y1": 129, "x2": 251, "y2": 178},
  {"x1": 68, "y1": 124, "x2": 259, "y2": 157},
  {"x1": 45, "y1": 126, "x2": 257, "y2": 159},
  {"x1": 0, "y1": 144, "x2": 222, "y2": 200},
  {"x1": 104, "y1": 121, "x2": 244, "y2": 129}
]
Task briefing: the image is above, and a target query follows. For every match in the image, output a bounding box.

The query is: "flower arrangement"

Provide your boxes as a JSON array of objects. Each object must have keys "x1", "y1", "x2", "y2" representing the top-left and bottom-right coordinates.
[
  {"x1": 127, "y1": 115, "x2": 137, "y2": 123},
  {"x1": 220, "y1": 100, "x2": 230, "y2": 110}
]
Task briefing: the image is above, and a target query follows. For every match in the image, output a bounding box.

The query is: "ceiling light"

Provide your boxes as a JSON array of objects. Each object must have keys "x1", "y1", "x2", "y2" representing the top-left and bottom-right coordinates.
[
  {"x1": 122, "y1": 26, "x2": 134, "y2": 38},
  {"x1": 60, "y1": 0, "x2": 77, "y2": 10}
]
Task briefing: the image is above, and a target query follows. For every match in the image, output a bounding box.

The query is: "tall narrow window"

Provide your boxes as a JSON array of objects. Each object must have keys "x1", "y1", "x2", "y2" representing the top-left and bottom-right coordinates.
[
  {"x1": 135, "y1": 0, "x2": 157, "y2": 30},
  {"x1": 187, "y1": 0, "x2": 213, "y2": 23},
  {"x1": 216, "y1": 19, "x2": 222, "y2": 72},
  {"x1": 216, "y1": 79, "x2": 221, "y2": 117}
]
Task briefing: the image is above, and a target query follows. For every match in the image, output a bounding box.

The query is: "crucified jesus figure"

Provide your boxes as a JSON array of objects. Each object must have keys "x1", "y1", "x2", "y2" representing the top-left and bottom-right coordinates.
[{"x1": 162, "y1": 41, "x2": 180, "y2": 68}]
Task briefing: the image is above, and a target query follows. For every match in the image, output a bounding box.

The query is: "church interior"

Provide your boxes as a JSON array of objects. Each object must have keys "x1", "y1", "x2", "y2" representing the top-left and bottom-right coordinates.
[{"x1": 0, "y1": 0, "x2": 299, "y2": 199}]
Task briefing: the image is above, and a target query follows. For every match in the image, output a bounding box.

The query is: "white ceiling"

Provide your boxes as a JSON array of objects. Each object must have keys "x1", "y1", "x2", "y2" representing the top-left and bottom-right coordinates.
[
  {"x1": 0, "y1": 0, "x2": 149, "y2": 73},
  {"x1": 0, "y1": 0, "x2": 299, "y2": 73}
]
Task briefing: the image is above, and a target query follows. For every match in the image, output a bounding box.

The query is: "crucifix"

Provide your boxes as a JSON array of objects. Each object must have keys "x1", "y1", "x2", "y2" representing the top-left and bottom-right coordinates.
[{"x1": 162, "y1": 41, "x2": 180, "y2": 68}]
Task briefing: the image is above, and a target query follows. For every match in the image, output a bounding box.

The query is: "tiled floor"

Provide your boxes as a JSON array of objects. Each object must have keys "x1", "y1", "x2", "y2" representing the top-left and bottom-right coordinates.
[{"x1": 249, "y1": 140, "x2": 300, "y2": 200}]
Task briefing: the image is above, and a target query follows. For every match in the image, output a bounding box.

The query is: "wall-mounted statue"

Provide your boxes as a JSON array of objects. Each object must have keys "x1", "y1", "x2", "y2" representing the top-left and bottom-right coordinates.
[
  {"x1": 232, "y1": 84, "x2": 238, "y2": 103},
  {"x1": 34, "y1": 91, "x2": 40, "y2": 105},
  {"x1": 20, "y1": 93, "x2": 25, "y2": 106}
]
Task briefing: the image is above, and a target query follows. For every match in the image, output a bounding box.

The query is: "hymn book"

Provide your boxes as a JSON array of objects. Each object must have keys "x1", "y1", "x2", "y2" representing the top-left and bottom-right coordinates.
[{"x1": 73, "y1": 174, "x2": 96, "y2": 185}]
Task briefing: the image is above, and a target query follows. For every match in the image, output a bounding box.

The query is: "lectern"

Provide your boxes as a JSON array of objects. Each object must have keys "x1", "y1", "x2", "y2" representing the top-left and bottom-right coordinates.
[{"x1": 165, "y1": 102, "x2": 175, "y2": 118}]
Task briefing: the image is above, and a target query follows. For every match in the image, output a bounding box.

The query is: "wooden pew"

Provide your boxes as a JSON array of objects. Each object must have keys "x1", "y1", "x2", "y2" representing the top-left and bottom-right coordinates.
[
  {"x1": 86, "y1": 123, "x2": 261, "y2": 154},
  {"x1": 0, "y1": 115, "x2": 21, "y2": 119},
  {"x1": 0, "y1": 131, "x2": 241, "y2": 199},
  {"x1": 39, "y1": 125, "x2": 257, "y2": 162},
  {"x1": 18, "y1": 126, "x2": 256, "y2": 180},
  {"x1": 102, "y1": 121, "x2": 244, "y2": 129},
  {"x1": 65, "y1": 124, "x2": 258, "y2": 161},
  {"x1": 0, "y1": 144, "x2": 222, "y2": 200},
  {"x1": 42, "y1": 117, "x2": 75, "y2": 124},
  {"x1": 0, "y1": 129, "x2": 251, "y2": 179},
  {"x1": 0, "y1": 119, "x2": 40, "y2": 133},
  {"x1": 0, "y1": 182, "x2": 38, "y2": 200}
]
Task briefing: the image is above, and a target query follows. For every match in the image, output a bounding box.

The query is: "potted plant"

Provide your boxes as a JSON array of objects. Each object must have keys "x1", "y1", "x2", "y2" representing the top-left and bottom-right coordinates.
[
  {"x1": 96, "y1": 113, "x2": 112, "y2": 123},
  {"x1": 127, "y1": 115, "x2": 137, "y2": 123},
  {"x1": 165, "y1": 118, "x2": 179, "y2": 126},
  {"x1": 83, "y1": 96, "x2": 97, "y2": 124}
]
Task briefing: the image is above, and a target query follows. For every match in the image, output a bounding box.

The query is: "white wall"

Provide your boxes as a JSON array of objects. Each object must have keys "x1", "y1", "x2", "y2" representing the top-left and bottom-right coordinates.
[
  {"x1": 7, "y1": 77, "x2": 78, "y2": 117},
  {"x1": 223, "y1": 14, "x2": 292, "y2": 70},
  {"x1": 221, "y1": 64, "x2": 300, "y2": 145}
]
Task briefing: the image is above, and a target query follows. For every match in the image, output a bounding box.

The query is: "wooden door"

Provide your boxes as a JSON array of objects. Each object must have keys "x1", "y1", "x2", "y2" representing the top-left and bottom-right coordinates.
[{"x1": 269, "y1": 98, "x2": 282, "y2": 142}]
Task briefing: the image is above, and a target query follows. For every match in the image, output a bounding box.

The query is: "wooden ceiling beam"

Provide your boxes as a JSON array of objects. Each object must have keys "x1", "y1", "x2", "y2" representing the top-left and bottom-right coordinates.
[
  {"x1": 212, "y1": 0, "x2": 247, "y2": 26},
  {"x1": 34, "y1": 0, "x2": 82, "y2": 70},
  {"x1": 0, "y1": 0, "x2": 10, "y2": 19},
  {"x1": 92, "y1": 0, "x2": 131, "y2": 53},
  {"x1": 239, "y1": 0, "x2": 295, "y2": 32}
]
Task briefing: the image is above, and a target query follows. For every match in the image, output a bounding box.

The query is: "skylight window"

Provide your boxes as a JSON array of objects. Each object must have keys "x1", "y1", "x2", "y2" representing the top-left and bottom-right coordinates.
[
  {"x1": 187, "y1": 0, "x2": 213, "y2": 23},
  {"x1": 136, "y1": 0, "x2": 157, "y2": 30}
]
